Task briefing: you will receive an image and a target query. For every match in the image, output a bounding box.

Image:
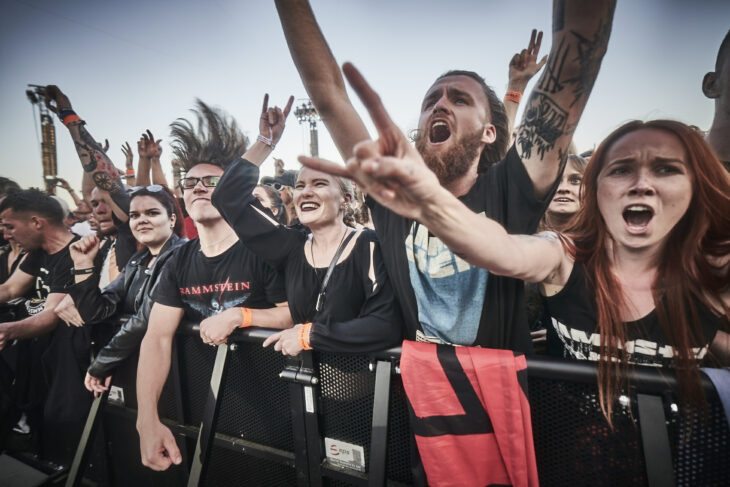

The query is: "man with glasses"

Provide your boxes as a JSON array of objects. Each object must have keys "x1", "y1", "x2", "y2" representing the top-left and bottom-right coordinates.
[{"x1": 136, "y1": 101, "x2": 293, "y2": 471}]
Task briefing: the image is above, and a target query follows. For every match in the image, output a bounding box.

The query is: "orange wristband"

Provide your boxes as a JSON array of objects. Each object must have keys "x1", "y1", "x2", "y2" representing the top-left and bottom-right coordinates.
[
  {"x1": 240, "y1": 307, "x2": 252, "y2": 328},
  {"x1": 504, "y1": 90, "x2": 522, "y2": 103},
  {"x1": 62, "y1": 114, "x2": 82, "y2": 126},
  {"x1": 298, "y1": 323, "x2": 313, "y2": 351}
]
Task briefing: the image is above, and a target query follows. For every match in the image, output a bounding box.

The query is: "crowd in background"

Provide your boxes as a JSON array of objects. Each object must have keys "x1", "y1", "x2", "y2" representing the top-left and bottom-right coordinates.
[{"x1": 0, "y1": 0, "x2": 728, "y2": 478}]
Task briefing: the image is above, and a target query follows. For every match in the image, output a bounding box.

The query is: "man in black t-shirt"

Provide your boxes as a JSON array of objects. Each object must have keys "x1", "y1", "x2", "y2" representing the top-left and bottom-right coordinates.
[
  {"x1": 0, "y1": 190, "x2": 76, "y2": 346},
  {"x1": 277, "y1": 0, "x2": 615, "y2": 352},
  {"x1": 136, "y1": 103, "x2": 292, "y2": 472}
]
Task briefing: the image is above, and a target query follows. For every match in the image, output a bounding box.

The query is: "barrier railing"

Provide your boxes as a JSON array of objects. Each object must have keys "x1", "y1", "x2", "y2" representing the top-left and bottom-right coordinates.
[{"x1": 67, "y1": 323, "x2": 730, "y2": 487}]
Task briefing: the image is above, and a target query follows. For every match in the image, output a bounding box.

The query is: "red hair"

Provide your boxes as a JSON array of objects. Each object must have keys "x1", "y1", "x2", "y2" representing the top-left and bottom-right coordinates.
[{"x1": 564, "y1": 120, "x2": 730, "y2": 424}]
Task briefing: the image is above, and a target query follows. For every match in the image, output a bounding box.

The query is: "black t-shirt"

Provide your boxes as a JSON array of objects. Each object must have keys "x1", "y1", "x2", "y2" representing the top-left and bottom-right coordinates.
[
  {"x1": 367, "y1": 144, "x2": 552, "y2": 352},
  {"x1": 152, "y1": 238, "x2": 286, "y2": 323},
  {"x1": 19, "y1": 237, "x2": 77, "y2": 316},
  {"x1": 212, "y1": 158, "x2": 402, "y2": 353},
  {"x1": 544, "y1": 263, "x2": 722, "y2": 367}
]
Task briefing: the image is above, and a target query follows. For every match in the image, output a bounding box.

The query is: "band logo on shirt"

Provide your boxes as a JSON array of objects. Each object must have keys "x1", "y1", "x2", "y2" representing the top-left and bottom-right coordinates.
[{"x1": 179, "y1": 280, "x2": 251, "y2": 296}]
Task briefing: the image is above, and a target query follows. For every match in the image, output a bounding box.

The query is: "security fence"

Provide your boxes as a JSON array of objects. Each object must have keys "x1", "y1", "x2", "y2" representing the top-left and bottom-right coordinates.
[{"x1": 61, "y1": 323, "x2": 729, "y2": 487}]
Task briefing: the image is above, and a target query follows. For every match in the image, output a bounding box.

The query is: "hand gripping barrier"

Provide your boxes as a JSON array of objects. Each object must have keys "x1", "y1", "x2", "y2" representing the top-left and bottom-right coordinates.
[{"x1": 64, "y1": 323, "x2": 730, "y2": 487}]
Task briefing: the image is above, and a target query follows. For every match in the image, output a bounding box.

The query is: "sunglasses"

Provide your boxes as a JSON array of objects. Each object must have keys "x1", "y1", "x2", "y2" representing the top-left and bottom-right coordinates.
[
  {"x1": 264, "y1": 182, "x2": 286, "y2": 191},
  {"x1": 129, "y1": 184, "x2": 164, "y2": 195},
  {"x1": 178, "y1": 176, "x2": 221, "y2": 191}
]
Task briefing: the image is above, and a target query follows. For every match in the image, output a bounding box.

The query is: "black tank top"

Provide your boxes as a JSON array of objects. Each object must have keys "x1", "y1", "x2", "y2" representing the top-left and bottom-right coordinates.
[{"x1": 543, "y1": 263, "x2": 723, "y2": 367}]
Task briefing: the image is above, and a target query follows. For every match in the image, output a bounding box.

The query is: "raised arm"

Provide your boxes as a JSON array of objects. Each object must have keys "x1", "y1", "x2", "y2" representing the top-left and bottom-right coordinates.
[
  {"x1": 241, "y1": 94, "x2": 294, "y2": 167},
  {"x1": 504, "y1": 29, "x2": 547, "y2": 141},
  {"x1": 516, "y1": 0, "x2": 615, "y2": 198},
  {"x1": 275, "y1": 0, "x2": 370, "y2": 160},
  {"x1": 300, "y1": 64, "x2": 568, "y2": 284},
  {"x1": 43, "y1": 85, "x2": 132, "y2": 218},
  {"x1": 136, "y1": 302, "x2": 184, "y2": 471}
]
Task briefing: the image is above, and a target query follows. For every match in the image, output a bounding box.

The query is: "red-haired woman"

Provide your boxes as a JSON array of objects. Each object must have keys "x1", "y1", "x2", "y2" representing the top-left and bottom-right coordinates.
[{"x1": 306, "y1": 116, "x2": 730, "y2": 419}]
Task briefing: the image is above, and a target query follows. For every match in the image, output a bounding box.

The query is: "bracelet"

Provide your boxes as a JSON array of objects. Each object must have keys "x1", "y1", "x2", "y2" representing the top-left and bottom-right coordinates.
[
  {"x1": 72, "y1": 267, "x2": 95, "y2": 275},
  {"x1": 240, "y1": 307, "x2": 252, "y2": 328},
  {"x1": 298, "y1": 323, "x2": 313, "y2": 351},
  {"x1": 504, "y1": 90, "x2": 523, "y2": 103},
  {"x1": 62, "y1": 113, "x2": 83, "y2": 127},
  {"x1": 257, "y1": 134, "x2": 275, "y2": 150}
]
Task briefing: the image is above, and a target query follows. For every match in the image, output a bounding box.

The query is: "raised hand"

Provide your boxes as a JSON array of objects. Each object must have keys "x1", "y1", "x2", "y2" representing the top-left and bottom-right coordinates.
[
  {"x1": 69, "y1": 234, "x2": 100, "y2": 268},
  {"x1": 298, "y1": 63, "x2": 442, "y2": 222},
  {"x1": 121, "y1": 142, "x2": 133, "y2": 167},
  {"x1": 41, "y1": 84, "x2": 72, "y2": 113},
  {"x1": 259, "y1": 94, "x2": 295, "y2": 146},
  {"x1": 56, "y1": 177, "x2": 72, "y2": 191},
  {"x1": 508, "y1": 29, "x2": 547, "y2": 89},
  {"x1": 138, "y1": 130, "x2": 162, "y2": 159}
]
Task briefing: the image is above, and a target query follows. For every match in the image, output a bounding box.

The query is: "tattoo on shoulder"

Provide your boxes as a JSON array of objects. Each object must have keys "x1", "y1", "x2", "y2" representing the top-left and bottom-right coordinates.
[{"x1": 92, "y1": 172, "x2": 119, "y2": 193}]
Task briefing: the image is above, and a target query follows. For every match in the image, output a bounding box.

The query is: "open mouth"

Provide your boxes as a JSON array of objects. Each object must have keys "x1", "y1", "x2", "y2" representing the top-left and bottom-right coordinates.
[
  {"x1": 300, "y1": 202, "x2": 320, "y2": 212},
  {"x1": 553, "y1": 197, "x2": 574, "y2": 203},
  {"x1": 622, "y1": 205, "x2": 654, "y2": 232},
  {"x1": 429, "y1": 120, "x2": 451, "y2": 144}
]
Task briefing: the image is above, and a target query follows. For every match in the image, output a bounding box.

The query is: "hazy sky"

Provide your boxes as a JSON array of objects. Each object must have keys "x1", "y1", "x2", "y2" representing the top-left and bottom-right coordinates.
[{"x1": 1, "y1": 0, "x2": 728, "y2": 207}]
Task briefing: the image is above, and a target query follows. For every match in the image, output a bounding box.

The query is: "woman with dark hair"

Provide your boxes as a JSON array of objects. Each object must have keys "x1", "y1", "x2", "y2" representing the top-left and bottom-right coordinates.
[
  {"x1": 54, "y1": 185, "x2": 187, "y2": 395},
  {"x1": 207, "y1": 95, "x2": 402, "y2": 355},
  {"x1": 541, "y1": 154, "x2": 588, "y2": 231},
  {"x1": 303, "y1": 87, "x2": 730, "y2": 420},
  {"x1": 253, "y1": 184, "x2": 288, "y2": 225}
]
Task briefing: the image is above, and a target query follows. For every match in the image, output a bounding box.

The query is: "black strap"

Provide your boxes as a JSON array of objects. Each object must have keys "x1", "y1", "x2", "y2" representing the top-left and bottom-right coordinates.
[{"x1": 316, "y1": 230, "x2": 356, "y2": 311}]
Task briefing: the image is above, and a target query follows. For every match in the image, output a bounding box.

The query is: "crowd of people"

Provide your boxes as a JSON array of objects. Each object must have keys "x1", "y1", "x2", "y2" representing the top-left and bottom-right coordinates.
[{"x1": 0, "y1": 0, "x2": 728, "y2": 479}]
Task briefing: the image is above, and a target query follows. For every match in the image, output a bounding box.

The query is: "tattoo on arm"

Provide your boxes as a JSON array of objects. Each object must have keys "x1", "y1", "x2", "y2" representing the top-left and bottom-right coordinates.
[
  {"x1": 563, "y1": 17, "x2": 612, "y2": 107},
  {"x1": 554, "y1": 0, "x2": 565, "y2": 32},
  {"x1": 92, "y1": 172, "x2": 120, "y2": 193},
  {"x1": 517, "y1": 93, "x2": 569, "y2": 159}
]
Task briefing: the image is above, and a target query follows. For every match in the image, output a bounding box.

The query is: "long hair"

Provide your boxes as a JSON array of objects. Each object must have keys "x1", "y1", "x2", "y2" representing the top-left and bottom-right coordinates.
[
  {"x1": 541, "y1": 154, "x2": 588, "y2": 231},
  {"x1": 256, "y1": 184, "x2": 287, "y2": 226},
  {"x1": 564, "y1": 120, "x2": 730, "y2": 424},
  {"x1": 170, "y1": 99, "x2": 248, "y2": 171}
]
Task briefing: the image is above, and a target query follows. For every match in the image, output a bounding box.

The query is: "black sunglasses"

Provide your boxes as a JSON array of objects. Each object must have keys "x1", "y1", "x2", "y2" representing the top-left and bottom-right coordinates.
[{"x1": 178, "y1": 176, "x2": 221, "y2": 190}]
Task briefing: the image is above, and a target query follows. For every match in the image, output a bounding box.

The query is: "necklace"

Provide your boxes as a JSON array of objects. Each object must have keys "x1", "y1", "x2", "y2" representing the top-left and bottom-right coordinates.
[
  {"x1": 199, "y1": 232, "x2": 236, "y2": 253},
  {"x1": 310, "y1": 227, "x2": 348, "y2": 271}
]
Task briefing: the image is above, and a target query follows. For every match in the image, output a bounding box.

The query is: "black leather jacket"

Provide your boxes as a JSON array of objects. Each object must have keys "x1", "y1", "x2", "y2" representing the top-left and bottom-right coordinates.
[{"x1": 69, "y1": 234, "x2": 186, "y2": 378}]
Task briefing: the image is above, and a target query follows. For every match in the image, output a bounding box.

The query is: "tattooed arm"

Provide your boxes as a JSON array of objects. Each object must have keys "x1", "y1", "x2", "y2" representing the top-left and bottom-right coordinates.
[
  {"x1": 275, "y1": 0, "x2": 370, "y2": 161},
  {"x1": 515, "y1": 0, "x2": 615, "y2": 199},
  {"x1": 43, "y1": 85, "x2": 131, "y2": 220}
]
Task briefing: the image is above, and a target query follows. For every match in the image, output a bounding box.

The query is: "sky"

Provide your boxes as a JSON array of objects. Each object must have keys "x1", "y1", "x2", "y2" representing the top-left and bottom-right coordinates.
[{"x1": 1, "y1": 0, "x2": 728, "y2": 208}]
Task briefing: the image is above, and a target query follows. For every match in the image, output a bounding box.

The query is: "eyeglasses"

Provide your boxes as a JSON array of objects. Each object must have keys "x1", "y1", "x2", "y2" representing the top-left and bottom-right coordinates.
[
  {"x1": 178, "y1": 176, "x2": 221, "y2": 191},
  {"x1": 264, "y1": 182, "x2": 285, "y2": 191},
  {"x1": 129, "y1": 184, "x2": 164, "y2": 195}
]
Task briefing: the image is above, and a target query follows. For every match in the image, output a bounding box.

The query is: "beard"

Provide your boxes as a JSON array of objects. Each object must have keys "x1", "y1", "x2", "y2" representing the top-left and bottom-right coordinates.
[{"x1": 414, "y1": 128, "x2": 484, "y2": 186}]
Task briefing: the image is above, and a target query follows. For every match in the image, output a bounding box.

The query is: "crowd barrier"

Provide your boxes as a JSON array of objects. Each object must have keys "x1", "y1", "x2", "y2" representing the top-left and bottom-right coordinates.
[{"x1": 53, "y1": 323, "x2": 730, "y2": 486}]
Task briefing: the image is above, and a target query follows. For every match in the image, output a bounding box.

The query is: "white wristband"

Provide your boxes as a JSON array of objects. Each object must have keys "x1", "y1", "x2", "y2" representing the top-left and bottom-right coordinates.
[{"x1": 257, "y1": 134, "x2": 275, "y2": 150}]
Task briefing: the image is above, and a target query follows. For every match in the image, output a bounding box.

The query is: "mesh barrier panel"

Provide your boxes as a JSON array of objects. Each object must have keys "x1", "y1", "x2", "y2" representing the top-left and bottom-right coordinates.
[
  {"x1": 528, "y1": 376, "x2": 647, "y2": 486},
  {"x1": 214, "y1": 342, "x2": 294, "y2": 451},
  {"x1": 178, "y1": 334, "x2": 216, "y2": 425},
  {"x1": 316, "y1": 353, "x2": 375, "y2": 474},
  {"x1": 385, "y1": 377, "x2": 413, "y2": 485},
  {"x1": 203, "y1": 445, "x2": 297, "y2": 486},
  {"x1": 666, "y1": 391, "x2": 730, "y2": 487}
]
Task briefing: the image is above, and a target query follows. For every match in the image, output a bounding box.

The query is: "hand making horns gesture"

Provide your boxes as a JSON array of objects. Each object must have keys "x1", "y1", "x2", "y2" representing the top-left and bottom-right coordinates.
[{"x1": 298, "y1": 63, "x2": 443, "y2": 222}]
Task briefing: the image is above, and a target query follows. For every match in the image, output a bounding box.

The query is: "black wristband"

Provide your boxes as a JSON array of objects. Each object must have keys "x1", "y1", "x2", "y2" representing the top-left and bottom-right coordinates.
[{"x1": 72, "y1": 267, "x2": 95, "y2": 275}]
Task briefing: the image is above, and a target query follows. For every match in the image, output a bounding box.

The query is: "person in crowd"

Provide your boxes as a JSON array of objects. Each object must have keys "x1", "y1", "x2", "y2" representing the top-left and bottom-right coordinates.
[
  {"x1": 0, "y1": 189, "x2": 96, "y2": 464},
  {"x1": 503, "y1": 29, "x2": 547, "y2": 143},
  {"x1": 540, "y1": 154, "x2": 588, "y2": 231},
  {"x1": 253, "y1": 184, "x2": 288, "y2": 225},
  {"x1": 53, "y1": 185, "x2": 186, "y2": 397},
  {"x1": 136, "y1": 100, "x2": 293, "y2": 471},
  {"x1": 42, "y1": 86, "x2": 138, "y2": 281},
  {"x1": 703, "y1": 30, "x2": 730, "y2": 171},
  {"x1": 121, "y1": 141, "x2": 136, "y2": 186},
  {"x1": 0, "y1": 178, "x2": 25, "y2": 286},
  {"x1": 276, "y1": 0, "x2": 616, "y2": 352},
  {"x1": 301, "y1": 69, "x2": 730, "y2": 417},
  {"x1": 262, "y1": 170, "x2": 299, "y2": 225},
  {"x1": 210, "y1": 95, "x2": 401, "y2": 355}
]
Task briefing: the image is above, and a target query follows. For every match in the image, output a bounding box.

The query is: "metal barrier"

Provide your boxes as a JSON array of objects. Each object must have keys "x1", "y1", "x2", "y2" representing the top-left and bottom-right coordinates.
[{"x1": 67, "y1": 323, "x2": 730, "y2": 487}]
